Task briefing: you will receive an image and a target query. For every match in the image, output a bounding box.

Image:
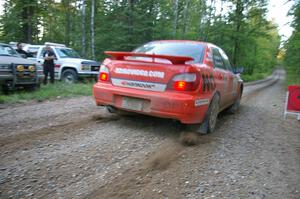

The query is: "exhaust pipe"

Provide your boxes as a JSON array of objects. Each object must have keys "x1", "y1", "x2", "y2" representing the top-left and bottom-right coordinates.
[{"x1": 106, "y1": 105, "x2": 117, "y2": 113}]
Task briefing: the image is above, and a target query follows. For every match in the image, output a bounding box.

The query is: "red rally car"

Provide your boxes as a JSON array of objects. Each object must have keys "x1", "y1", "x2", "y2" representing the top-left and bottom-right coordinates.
[{"x1": 93, "y1": 40, "x2": 243, "y2": 133}]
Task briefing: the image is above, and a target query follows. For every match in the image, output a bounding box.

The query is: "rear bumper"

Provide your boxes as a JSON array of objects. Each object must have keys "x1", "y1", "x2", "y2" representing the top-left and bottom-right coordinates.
[{"x1": 93, "y1": 82, "x2": 210, "y2": 124}]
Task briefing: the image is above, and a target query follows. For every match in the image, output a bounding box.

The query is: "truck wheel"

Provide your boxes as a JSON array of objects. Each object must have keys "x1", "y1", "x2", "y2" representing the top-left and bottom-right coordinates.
[
  {"x1": 24, "y1": 85, "x2": 35, "y2": 92},
  {"x1": 187, "y1": 94, "x2": 220, "y2": 134},
  {"x1": 1, "y1": 85, "x2": 10, "y2": 95},
  {"x1": 61, "y1": 69, "x2": 78, "y2": 83},
  {"x1": 227, "y1": 90, "x2": 242, "y2": 114}
]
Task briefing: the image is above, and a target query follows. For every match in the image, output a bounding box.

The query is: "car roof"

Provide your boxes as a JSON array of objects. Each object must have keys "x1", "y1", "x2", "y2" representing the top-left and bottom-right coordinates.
[
  {"x1": 23, "y1": 45, "x2": 72, "y2": 51},
  {"x1": 25, "y1": 45, "x2": 43, "y2": 48},
  {"x1": 151, "y1": 40, "x2": 210, "y2": 45},
  {"x1": 150, "y1": 40, "x2": 222, "y2": 49}
]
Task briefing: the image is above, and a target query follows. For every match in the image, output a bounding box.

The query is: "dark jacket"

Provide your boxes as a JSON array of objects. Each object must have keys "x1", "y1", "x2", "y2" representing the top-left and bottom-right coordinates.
[{"x1": 43, "y1": 50, "x2": 56, "y2": 66}]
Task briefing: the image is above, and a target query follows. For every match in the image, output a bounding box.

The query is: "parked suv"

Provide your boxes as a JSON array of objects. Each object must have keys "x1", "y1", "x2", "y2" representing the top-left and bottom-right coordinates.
[
  {"x1": 28, "y1": 43, "x2": 100, "y2": 83},
  {"x1": 0, "y1": 43, "x2": 43, "y2": 92}
]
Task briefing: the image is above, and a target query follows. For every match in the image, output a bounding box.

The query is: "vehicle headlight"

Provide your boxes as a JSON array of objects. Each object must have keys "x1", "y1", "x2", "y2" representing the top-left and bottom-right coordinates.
[
  {"x1": 17, "y1": 65, "x2": 24, "y2": 72},
  {"x1": 81, "y1": 64, "x2": 90, "y2": 70},
  {"x1": 28, "y1": 65, "x2": 35, "y2": 72}
]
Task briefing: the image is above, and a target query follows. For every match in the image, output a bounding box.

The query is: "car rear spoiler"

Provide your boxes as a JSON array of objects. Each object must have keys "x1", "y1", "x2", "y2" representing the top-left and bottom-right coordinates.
[{"x1": 105, "y1": 51, "x2": 194, "y2": 65}]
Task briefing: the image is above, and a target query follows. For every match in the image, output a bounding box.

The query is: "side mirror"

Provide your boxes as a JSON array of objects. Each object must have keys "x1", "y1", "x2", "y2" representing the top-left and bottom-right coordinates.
[{"x1": 233, "y1": 67, "x2": 244, "y2": 74}]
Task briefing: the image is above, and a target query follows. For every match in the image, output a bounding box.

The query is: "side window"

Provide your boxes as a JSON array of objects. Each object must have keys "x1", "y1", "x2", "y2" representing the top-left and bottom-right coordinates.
[
  {"x1": 39, "y1": 47, "x2": 57, "y2": 58},
  {"x1": 39, "y1": 48, "x2": 46, "y2": 58},
  {"x1": 28, "y1": 47, "x2": 39, "y2": 58},
  {"x1": 219, "y1": 49, "x2": 233, "y2": 72},
  {"x1": 212, "y1": 48, "x2": 226, "y2": 70}
]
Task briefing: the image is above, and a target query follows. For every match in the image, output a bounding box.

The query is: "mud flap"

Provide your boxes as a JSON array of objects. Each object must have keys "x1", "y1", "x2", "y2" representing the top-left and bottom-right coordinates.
[
  {"x1": 198, "y1": 116, "x2": 209, "y2": 134},
  {"x1": 186, "y1": 115, "x2": 209, "y2": 134}
]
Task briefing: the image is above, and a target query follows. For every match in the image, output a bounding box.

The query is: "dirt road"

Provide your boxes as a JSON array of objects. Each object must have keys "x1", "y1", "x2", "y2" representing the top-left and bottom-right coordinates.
[{"x1": 0, "y1": 70, "x2": 299, "y2": 199}]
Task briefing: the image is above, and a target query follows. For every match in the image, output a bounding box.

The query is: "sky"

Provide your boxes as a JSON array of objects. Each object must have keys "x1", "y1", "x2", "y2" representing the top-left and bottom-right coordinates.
[
  {"x1": 0, "y1": 0, "x2": 296, "y2": 41},
  {"x1": 267, "y1": 0, "x2": 295, "y2": 41}
]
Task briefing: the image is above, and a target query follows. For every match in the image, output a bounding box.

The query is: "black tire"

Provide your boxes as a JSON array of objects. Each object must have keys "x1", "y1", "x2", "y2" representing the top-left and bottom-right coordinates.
[
  {"x1": 61, "y1": 69, "x2": 78, "y2": 83},
  {"x1": 227, "y1": 91, "x2": 242, "y2": 114},
  {"x1": 24, "y1": 85, "x2": 37, "y2": 92},
  {"x1": 1, "y1": 85, "x2": 10, "y2": 95},
  {"x1": 187, "y1": 94, "x2": 220, "y2": 134}
]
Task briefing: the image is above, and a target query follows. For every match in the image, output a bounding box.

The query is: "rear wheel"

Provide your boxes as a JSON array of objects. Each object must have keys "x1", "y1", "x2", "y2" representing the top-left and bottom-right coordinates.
[
  {"x1": 187, "y1": 94, "x2": 220, "y2": 134},
  {"x1": 61, "y1": 69, "x2": 78, "y2": 83}
]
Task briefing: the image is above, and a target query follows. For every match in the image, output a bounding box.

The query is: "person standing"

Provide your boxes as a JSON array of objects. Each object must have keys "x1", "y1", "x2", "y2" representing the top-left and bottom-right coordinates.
[{"x1": 43, "y1": 45, "x2": 56, "y2": 84}]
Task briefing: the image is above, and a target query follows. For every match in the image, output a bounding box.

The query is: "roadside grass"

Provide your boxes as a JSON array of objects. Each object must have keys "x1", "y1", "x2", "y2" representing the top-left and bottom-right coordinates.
[
  {"x1": 241, "y1": 71, "x2": 271, "y2": 82},
  {"x1": 0, "y1": 82, "x2": 94, "y2": 104},
  {"x1": 285, "y1": 69, "x2": 300, "y2": 86}
]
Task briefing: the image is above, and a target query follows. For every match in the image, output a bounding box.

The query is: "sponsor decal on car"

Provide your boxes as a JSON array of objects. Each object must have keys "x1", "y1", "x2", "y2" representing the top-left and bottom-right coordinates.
[
  {"x1": 121, "y1": 80, "x2": 155, "y2": 89},
  {"x1": 111, "y1": 78, "x2": 167, "y2": 92},
  {"x1": 115, "y1": 68, "x2": 165, "y2": 78},
  {"x1": 195, "y1": 98, "x2": 210, "y2": 106}
]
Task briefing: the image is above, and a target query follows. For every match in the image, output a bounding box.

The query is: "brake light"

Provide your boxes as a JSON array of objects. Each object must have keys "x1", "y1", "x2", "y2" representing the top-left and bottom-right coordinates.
[
  {"x1": 100, "y1": 73, "x2": 108, "y2": 81},
  {"x1": 98, "y1": 65, "x2": 110, "y2": 82},
  {"x1": 168, "y1": 73, "x2": 200, "y2": 91},
  {"x1": 174, "y1": 81, "x2": 187, "y2": 90}
]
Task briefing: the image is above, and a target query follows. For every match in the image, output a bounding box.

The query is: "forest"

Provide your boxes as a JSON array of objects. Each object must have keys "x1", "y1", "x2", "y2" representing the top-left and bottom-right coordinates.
[{"x1": 0, "y1": 0, "x2": 299, "y2": 83}]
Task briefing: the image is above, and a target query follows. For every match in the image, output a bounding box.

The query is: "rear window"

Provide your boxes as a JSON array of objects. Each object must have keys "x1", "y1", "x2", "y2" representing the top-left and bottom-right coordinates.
[{"x1": 133, "y1": 42, "x2": 205, "y2": 64}]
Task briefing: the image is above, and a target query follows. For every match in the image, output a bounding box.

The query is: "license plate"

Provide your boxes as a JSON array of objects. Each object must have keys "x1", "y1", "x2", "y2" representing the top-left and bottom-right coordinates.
[{"x1": 121, "y1": 97, "x2": 144, "y2": 111}]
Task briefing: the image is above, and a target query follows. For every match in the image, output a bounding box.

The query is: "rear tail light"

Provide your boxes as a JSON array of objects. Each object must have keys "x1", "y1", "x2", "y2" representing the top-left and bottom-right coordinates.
[
  {"x1": 98, "y1": 65, "x2": 110, "y2": 82},
  {"x1": 168, "y1": 73, "x2": 200, "y2": 91}
]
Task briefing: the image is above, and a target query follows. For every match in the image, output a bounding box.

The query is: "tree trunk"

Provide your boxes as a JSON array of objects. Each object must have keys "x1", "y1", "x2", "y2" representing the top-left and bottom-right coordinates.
[
  {"x1": 198, "y1": 1, "x2": 206, "y2": 40},
  {"x1": 173, "y1": 0, "x2": 179, "y2": 37},
  {"x1": 27, "y1": 4, "x2": 33, "y2": 43},
  {"x1": 204, "y1": 0, "x2": 215, "y2": 41},
  {"x1": 81, "y1": 0, "x2": 86, "y2": 57},
  {"x1": 127, "y1": 0, "x2": 134, "y2": 49},
  {"x1": 21, "y1": 0, "x2": 35, "y2": 43},
  {"x1": 91, "y1": 0, "x2": 95, "y2": 59},
  {"x1": 232, "y1": 0, "x2": 243, "y2": 66},
  {"x1": 183, "y1": 0, "x2": 190, "y2": 38},
  {"x1": 63, "y1": 0, "x2": 71, "y2": 45}
]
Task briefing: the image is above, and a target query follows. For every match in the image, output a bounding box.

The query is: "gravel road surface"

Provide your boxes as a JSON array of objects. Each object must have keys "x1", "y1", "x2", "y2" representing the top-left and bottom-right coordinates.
[{"x1": 0, "y1": 70, "x2": 299, "y2": 199}]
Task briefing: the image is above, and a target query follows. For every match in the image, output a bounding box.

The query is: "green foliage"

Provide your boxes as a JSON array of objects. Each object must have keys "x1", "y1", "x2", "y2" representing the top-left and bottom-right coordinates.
[
  {"x1": 0, "y1": 82, "x2": 93, "y2": 104},
  {"x1": 0, "y1": 0, "x2": 281, "y2": 80},
  {"x1": 241, "y1": 70, "x2": 272, "y2": 82},
  {"x1": 0, "y1": 0, "x2": 41, "y2": 43},
  {"x1": 284, "y1": 1, "x2": 300, "y2": 85}
]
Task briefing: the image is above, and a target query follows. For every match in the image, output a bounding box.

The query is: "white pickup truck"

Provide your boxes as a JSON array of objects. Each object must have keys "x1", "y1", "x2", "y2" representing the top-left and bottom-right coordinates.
[{"x1": 24, "y1": 43, "x2": 100, "y2": 83}]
